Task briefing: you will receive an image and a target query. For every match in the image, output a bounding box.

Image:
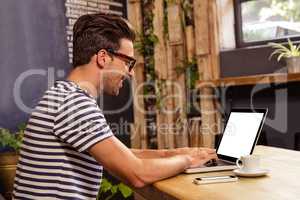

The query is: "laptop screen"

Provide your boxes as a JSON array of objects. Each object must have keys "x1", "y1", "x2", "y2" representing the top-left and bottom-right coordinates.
[{"x1": 217, "y1": 111, "x2": 265, "y2": 159}]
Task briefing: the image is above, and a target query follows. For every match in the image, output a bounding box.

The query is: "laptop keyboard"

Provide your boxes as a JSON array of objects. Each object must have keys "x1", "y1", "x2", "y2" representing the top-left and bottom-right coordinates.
[{"x1": 204, "y1": 159, "x2": 232, "y2": 167}]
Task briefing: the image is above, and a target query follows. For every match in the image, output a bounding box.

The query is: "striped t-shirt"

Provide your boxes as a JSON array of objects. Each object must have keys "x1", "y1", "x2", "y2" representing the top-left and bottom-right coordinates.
[{"x1": 13, "y1": 80, "x2": 114, "y2": 200}]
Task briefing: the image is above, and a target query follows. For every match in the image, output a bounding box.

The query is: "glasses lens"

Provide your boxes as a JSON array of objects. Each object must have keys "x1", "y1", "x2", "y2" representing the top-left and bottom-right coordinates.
[{"x1": 106, "y1": 49, "x2": 136, "y2": 71}]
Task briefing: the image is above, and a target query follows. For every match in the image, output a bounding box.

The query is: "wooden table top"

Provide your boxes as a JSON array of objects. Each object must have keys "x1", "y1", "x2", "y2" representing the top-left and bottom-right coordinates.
[{"x1": 135, "y1": 145, "x2": 300, "y2": 200}]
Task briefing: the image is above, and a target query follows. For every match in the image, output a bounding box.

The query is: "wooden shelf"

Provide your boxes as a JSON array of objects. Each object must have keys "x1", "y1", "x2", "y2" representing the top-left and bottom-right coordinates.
[{"x1": 197, "y1": 73, "x2": 300, "y2": 87}]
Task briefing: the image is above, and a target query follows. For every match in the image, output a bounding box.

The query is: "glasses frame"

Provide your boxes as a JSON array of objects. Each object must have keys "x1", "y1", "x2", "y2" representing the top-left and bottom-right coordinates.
[{"x1": 105, "y1": 48, "x2": 136, "y2": 72}]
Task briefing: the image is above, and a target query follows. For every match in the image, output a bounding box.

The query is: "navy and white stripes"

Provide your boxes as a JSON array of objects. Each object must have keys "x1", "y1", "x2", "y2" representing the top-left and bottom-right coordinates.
[{"x1": 13, "y1": 80, "x2": 113, "y2": 200}]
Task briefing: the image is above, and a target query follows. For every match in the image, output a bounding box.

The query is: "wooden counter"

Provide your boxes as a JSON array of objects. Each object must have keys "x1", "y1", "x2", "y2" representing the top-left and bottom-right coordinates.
[{"x1": 134, "y1": 146, "x2": 300, "y2": 200}]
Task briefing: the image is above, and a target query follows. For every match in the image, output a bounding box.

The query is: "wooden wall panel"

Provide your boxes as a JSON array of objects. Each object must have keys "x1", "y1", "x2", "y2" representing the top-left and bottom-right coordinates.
[
  {"x1": 193, "y1": 0, "x2": 210, "y2": 56},
  {"x1": 194, "y1": 0, "x2": 222, "y2": 148},
  {"x1": 167, "y1": 3, "x2": 189, "y2": 148},
  {"x1": 128, "y1": 0, "x2": 147, "y2": 149},
  {"x1": 153, "y1": 0, "x2": 169, "y2": 149}
]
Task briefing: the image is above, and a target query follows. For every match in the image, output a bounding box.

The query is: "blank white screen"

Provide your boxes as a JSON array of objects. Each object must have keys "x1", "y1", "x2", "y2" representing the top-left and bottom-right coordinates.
[{"x1": 217, "y1": 112, "x2": 264, "y2": 158}]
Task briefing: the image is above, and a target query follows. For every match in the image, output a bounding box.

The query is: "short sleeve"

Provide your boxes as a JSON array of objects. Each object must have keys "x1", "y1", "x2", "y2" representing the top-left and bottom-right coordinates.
[{"x1": 54, "y1": 92, "x2": 113, "y2": 152}]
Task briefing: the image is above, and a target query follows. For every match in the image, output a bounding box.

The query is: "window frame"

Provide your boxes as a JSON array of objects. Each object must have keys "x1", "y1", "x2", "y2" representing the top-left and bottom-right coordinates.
[{"x1": 234, "y1": 0, "x2": 300, "y2": 48}]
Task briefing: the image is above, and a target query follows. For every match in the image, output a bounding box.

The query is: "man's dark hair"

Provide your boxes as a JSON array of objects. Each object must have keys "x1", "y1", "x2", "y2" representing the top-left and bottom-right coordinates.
[{"x1": 72, "y1": 13, "x2": 135, "y2": 68}]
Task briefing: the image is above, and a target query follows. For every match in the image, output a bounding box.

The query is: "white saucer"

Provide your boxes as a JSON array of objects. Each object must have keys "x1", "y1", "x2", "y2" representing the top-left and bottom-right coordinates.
[{"x1": 233, "y1": 168, "x2": 270, "y2": 177}]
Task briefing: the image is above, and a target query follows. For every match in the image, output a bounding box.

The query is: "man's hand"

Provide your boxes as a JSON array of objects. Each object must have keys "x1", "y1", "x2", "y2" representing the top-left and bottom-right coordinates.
[
  {"x1": 175, "y1": 147, "x2": 216, "y2": 156},
  {"x1": 131, "y1": 147, "x2": 218, "y2": 169},
  {"x1": 186, "y1": 149, "x2": 218, "y2": 168},
  {"x1": 174, "y1": 147, "x2": 218, "y2": 168}
]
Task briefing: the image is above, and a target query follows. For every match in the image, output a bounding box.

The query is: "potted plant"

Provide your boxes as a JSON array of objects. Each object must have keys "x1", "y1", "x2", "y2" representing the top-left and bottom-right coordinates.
[
  {"x1": 0, "y1": 124, "x2": 25, "y2": 199},
  {"x1": 97, "y1": 177, "x2": 133, "y2": 200},
  {"x1": 269, "y1": 38, "x2": 300, "y2": 73}
]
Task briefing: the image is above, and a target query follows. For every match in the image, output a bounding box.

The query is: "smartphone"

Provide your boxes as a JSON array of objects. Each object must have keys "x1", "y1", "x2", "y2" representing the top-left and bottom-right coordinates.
[{"x1": 193, "y1": 175, "x2": 238, "y2": 185}]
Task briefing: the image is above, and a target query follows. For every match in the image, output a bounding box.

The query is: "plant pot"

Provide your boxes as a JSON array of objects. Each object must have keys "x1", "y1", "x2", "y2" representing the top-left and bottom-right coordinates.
[
  {"x1": 286, "y1": 57, "x2": 300, "y2": 73},
  {"x1": 0, "y1": 152, "x2": 19, "y2": 200}
]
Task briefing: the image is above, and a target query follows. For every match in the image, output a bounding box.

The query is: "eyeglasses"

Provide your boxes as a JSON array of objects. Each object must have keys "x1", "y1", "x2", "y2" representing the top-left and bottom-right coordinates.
[{"x1": 106, "y1": 48, "x2": 136, "y2": 72}]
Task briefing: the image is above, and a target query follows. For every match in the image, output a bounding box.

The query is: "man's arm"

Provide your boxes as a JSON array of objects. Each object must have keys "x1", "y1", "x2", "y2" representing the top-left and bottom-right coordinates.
[
  {"x1": 131, "y1": 147, "x2": 216, "y2": 159},
  {"x1": 130, "y1": 148, "x2": 176, "y2": 158},
  {"x1": 89, "y1": 136, "x2": 217, "y2": 188}
]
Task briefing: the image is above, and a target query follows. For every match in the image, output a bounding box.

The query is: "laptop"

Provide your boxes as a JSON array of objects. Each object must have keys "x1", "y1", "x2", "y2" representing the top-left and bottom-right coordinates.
[{"x1": 185, "y1": 108, "x2": 268, "y2": 173}]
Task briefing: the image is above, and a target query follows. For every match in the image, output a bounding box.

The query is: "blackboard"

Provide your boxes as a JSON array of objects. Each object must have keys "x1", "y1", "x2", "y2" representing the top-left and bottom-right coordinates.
[{"x1": 0, "y1": 0, "x2": 70, "y2": 131}]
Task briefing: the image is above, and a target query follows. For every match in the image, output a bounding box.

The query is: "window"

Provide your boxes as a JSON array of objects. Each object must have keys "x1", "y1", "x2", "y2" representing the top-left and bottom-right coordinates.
[{"x1": 234, "y1": 0, "x2": 300, "y2": 47}]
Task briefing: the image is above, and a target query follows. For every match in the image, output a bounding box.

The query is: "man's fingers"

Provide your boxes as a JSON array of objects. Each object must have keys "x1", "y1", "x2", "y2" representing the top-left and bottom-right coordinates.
[
  {"x1": 198, "y1": 151, "x2": 218, "y2": 160},
  {"x1": 206, "y1": 149, "x2": 216, "y2": 154},
  {"x1": 189, "y1": 152, "x2": 219, "y2": 168},
  {"x1": 197, "y1": 148, "x2": 216, "y2": 155},
  {"x1": 202, "y1": 154, "x2": 218, "y2": 163},
  {"x1": 203, "y1": 152, "x2": 218, "y2": 160},
  {"x1": 210, "y1": 153, "x2": 218, "y2": 160}
]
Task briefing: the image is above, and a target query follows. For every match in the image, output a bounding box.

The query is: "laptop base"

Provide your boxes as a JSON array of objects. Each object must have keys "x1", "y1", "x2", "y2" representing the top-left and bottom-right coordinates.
[{"x1": 184, "y1": 165, "x2": 238, "y2": 174}]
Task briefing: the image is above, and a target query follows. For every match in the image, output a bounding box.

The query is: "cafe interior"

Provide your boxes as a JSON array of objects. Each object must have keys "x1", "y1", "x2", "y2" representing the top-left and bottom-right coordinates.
[{"x1": 0, "y1": 0, "x2": 299, "y2": 199}]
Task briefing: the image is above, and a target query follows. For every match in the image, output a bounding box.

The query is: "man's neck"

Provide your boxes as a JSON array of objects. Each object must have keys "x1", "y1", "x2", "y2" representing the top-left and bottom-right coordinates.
[{"x1": 67, "y1": 65, "x2": 100, "y2": 98}]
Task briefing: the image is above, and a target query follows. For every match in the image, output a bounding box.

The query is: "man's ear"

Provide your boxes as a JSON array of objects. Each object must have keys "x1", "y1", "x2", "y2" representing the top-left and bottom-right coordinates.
[{"x1": 96, "y1": 49, "x2": 108, "y2": 69}]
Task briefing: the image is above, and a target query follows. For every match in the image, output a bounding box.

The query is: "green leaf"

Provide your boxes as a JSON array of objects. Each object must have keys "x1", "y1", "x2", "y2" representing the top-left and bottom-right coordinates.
[
  {"x1": 100, "y1": 178, "x2": 112, "y2": 193},
  {"x1": 288, "y1": 39, "x2": 294, "y2": 51},
  {"x1": 0, "y1": 127, "x2": 24, "y2": 151},
  {"x1": 269, "y1": 42, "x2": 290, "y2": 52},
  {"x1": 17, "y1": 123, "x2": 26, "y2": 132},
  {"x1": 269, "y1": 39, "x2": 300, "y2": 61},
  {"x1": 110, "y1": 185, "x2": 118, "y2": 194},
  {"x1": 277, "y1": 53, "x2": 285, "y2": 62},
  {"x1": 105, "y1": 194, "x2": 115, "y2": 200},
  {"x1": 149, "y1": 34, "x2": 159, "y2": 44},
  {"x1": 118, "y1": 183, "x2": 133, "y2": 198}
]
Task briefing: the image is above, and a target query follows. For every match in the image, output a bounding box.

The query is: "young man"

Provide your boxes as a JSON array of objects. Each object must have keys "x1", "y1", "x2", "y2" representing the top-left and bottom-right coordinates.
[{"x1": 13, "y1": 14, "x2": 217, "y2": 199}]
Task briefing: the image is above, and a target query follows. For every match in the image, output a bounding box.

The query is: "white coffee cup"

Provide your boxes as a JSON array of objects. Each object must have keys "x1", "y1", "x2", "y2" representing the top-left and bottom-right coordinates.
[{"x1": 236, "y1": 155, "x2": 261, "y2": 172}]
